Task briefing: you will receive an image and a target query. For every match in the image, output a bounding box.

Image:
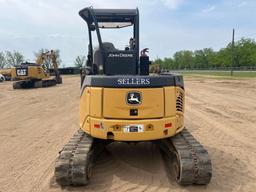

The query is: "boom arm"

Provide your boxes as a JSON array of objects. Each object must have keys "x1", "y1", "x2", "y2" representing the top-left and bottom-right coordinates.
[
  {"x1": 49, "y1": 50, "x2": 62, "y2": 84},
  {"x1": 36, "y1": 50, "x2": 62, "y2": 84},
  {"x1": 36, "y1": 51, "x2": 50, "y2": 65}
]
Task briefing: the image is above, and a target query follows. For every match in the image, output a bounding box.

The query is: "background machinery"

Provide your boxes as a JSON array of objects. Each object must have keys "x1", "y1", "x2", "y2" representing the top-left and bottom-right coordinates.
[
  {"x1": 11, "y1": 50, "x2": 62, "y2": 89},
  {"x1": 0, "y1": 68, "x2": 12, "y2": 81},
  {"x1": 55, "y1": 7, "x2": 212, "y2": 186},
  {"x1": 0, "y1": 74, "x2": 5, "y2": 82}
]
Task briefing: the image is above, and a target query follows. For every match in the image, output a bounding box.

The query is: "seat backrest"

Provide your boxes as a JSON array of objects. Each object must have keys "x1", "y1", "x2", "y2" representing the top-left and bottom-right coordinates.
[
  {"x1": 93, "y1": 42, "x2": 137, "y2": 75},
  {"x1": 93, "y1": 42, "x2": 118, "y2": 68}
]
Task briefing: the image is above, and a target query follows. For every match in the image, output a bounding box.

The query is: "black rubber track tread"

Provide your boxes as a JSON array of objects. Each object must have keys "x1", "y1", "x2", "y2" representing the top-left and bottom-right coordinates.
[
  {"x1": 13, "y1": 80, "x2": 34, "y2": 89},
  {"x1": 13, "y1": 79, "x2": 57, "y2": 89},
  {"x1": 13, "y1": 81, "x2": 22, "y2": 89},
  {"x1": 158, "y1": 128, "x2": 212, "y2": 185},
  {"x1": 55, "y1": 129, "x2": 99, "y2": 186},
  {"x1": 41, "y1": 79, "x2": 57, "y2": 87}
]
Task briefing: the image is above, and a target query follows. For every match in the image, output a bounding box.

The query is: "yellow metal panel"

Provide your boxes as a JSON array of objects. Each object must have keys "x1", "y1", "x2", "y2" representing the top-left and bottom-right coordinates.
[
  {"x1": 79, "y1": 87, "x2": 90, "y2": 131},
  {"x1": 90, "y1": 88, "x2": 102, "y2": 118},
  {"x1": 11, "y1": 66, "x2": 48, "y2": 80},
  {"x1": 28, "y1": 66, "x2": 47, "y2": 79},
  {"x1": 0, "y1": 68, "x2": 11, "y2": 76},
  {"x1": 164, "y1": 87, "x2": 177, "y2": 117},
  {"x1": 11, "y1": 67, "x2": 16, "y2": 78},
  {"x1": 176, "y1": 114, "x2": 184, "y2": 133},
  {"x1": 103, "y1": 88, "x2": 164, "y2": 119},
  {"x1": 81, "y1": 119, "x2": 90, "y2": 135},
  {"x1": 87, "y1": 116, "x2": 178, "y2": 141},
  {"x1": 80, "y1": 85, "x2": 185, "y2": 141}
]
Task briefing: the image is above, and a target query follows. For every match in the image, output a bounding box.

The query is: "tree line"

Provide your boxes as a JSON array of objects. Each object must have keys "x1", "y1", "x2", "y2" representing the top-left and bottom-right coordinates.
[
  {"x1": 0, "y1": 49, "x2": 62, "y2": 69},
  {"x1": 0, "y1": 51, "x2": 24, "y2": 68},
  {"x1": 2, "y1": 38, "x2": 256, "y2": 70},
  {"x1": 0, "y1": 48, "x2": 83, "y2": 69},
  {"x1": 154, "y1": 38, "x2": 256, "y2": 70}
]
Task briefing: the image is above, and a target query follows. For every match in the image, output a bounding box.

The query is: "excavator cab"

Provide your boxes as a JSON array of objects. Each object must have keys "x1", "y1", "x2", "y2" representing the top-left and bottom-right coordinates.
[{"x1": 79, "y1": 7, "x2": 150, "y2": 77}]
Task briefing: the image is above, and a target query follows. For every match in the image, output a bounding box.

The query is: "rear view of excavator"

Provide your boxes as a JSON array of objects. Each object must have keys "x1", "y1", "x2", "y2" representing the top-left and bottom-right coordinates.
[
  {"x1": 55, "y1": 7, "x2": 212, "y2": 187},
  {"x1": 12, "y1": 50, "x2": 62, "y2": 89}
]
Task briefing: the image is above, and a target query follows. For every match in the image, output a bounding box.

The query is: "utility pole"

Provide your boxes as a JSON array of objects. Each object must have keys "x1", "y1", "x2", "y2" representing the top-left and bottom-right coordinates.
[{"x1": 231, "y1": 28, "x2": 235, "y2": 76}]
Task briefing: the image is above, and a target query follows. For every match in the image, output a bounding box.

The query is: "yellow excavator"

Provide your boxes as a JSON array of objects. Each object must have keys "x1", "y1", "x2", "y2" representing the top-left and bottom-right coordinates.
[
  {"x1": 11, "y1": 50, "x2": 62, "y2": 89},
  {"x1": 0, "y1": 68, "x2": 12, "y2": 81},
  {"x1": 55, "y1": 7, "x2": 212, "y2": 186},
  {"x1": 0, "y1": 74, "x2": 4, "y2": 82}
]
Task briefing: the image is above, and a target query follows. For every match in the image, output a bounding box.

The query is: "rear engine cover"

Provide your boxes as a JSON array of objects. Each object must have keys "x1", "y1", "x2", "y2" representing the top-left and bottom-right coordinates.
[{"x1": 103, "y1": 88, "x2": 164, "y2": 119}]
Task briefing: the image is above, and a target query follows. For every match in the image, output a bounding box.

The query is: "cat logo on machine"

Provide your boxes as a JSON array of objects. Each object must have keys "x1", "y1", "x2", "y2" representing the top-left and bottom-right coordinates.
[
  {"x1": 126, "y1": 91, "x2": 142, "y2": 105},
  {"x1": 16, "y1": 68, "x2": 28, "y2": 76}
]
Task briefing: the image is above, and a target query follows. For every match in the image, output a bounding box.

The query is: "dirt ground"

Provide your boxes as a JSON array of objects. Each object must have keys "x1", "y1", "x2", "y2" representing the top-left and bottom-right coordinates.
[{"x1": 0, "y1": 76, "x2": 255, "y2": 192}]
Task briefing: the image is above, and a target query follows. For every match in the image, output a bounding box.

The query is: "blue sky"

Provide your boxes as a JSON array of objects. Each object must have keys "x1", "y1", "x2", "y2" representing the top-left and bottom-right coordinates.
[{"x1": 0, "y1": 0, "x2": 255, "y2": 66}]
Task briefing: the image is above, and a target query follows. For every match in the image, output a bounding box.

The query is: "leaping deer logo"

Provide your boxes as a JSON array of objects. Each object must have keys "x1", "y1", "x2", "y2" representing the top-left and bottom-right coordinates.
[{"x1": 127, "y1": 92, "x2": 141, "y2": 105}]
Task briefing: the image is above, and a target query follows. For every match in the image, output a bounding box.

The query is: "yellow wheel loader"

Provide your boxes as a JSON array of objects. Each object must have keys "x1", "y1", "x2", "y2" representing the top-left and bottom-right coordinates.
[
  {"x1": 11, "y1": 50, "x2": 62, "y2": 89},
  {"x1": 55, "y1": 7, "x2": 212, "y2": 186}
]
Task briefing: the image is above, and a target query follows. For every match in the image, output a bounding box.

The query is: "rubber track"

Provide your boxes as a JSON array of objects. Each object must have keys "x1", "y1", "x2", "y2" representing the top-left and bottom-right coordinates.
[
  {"x1": 13, "y1": 80, "x2": 34, "y2": 89},
  {"x1": 13, "y1": 79, "x2": 56, "y2": 89},
  {"x1": 159, "y1": 128, "x2": 212, "y2": 185},
  {"x1": 55, "y1": 129, "x2": 94, "y2": 186},
  {"x1": 41, "y1": 79, "x2": 57, "y2": 87}
]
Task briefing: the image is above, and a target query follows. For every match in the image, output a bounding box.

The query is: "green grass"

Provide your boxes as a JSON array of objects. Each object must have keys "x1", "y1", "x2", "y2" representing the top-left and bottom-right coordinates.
[{"x1": 179, "y1": 70, "x2": 256, "y2": 78}]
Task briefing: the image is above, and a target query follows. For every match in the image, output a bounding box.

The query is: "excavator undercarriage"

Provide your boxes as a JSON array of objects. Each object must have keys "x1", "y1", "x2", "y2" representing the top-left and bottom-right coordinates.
[
  {"x1": 13, "y1": 78, "x2": 58, "y2": 89},
  {"x1": 55, "y1": 128, "x2": 212, "y2": 186}
]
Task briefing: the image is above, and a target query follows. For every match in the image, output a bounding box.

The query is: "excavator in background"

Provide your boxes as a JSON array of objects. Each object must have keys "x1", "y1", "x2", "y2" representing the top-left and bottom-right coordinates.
[
  {"x1": 149, "y1": 63, "x2": 161, "y2": 74},
  {"x1": 0, "y1": 68, "x2": 12, "y2": 81},
  {"x1": 11, "y1": 50, "x2": 62, "y2": 89},
  {"x1": 0, "y1": 74, "x2": 5, "y2": 82},
  {"x1": 55, "y1": 7, "x2": 212, "y2": 187}
]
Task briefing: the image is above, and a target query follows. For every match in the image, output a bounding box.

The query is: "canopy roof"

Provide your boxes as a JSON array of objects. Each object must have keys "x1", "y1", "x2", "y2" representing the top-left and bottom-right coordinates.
[{"x1": 79, "y1": 8, "x2": 138, "y2": 28}]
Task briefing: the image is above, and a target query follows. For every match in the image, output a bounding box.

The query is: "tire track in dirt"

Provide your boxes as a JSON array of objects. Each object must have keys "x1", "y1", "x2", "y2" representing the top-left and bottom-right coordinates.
[
  {"x1": 185, "y1": 77, "x2": 256, "y2": 192},
  {"x1": 1, "y1": 76, "x2": 256, "y2": 192}
]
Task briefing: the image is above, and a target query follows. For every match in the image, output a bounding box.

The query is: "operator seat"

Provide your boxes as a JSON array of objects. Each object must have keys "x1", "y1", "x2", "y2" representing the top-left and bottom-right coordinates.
[{"x1": 93, "y1": 42, "x2": 118, "y2": 72}]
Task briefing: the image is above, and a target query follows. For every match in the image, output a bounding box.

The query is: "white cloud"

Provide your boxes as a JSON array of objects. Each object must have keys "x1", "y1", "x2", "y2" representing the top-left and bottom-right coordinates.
[
  {"x1": 88, "y1": 0, "x2": 184, "y2": 10},
  {"x1": 0, "y1": 0, "x2": 256, "y2": 66},
  {"x1": 159, "y1": 0, "x2": 184, "y2": 9},
  {"x1": 238, "y1": 1, "x2": 248, "y2": 7},
  {"x1": 86, "y1": 0, "x2": 140, "y2": 8},
  {"x1": 202, "y1": 5, "x2": 216, "y2": 13}
]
